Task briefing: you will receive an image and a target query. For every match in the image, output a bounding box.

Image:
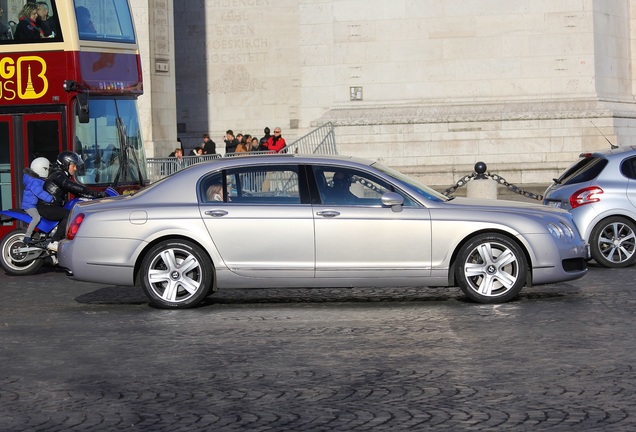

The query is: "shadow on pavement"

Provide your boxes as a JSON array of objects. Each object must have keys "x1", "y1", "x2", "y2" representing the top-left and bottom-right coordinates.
[
  {"x1": 75, "y1": 285, "x2": 148, "y2": 305},
  {"x1": 74, "y1": 285, "x2": 568, "y2": 308}
]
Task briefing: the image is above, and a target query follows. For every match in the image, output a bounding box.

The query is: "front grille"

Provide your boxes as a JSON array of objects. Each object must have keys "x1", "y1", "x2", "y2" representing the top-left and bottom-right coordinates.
[{"x1": 562, "y1": 258, "x2": 587, "y2": 272}]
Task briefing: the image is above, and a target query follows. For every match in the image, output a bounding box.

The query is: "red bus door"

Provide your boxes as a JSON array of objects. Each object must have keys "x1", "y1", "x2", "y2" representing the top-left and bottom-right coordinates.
[
  {"x1": 0, "y1": 113, "x2": 64, "y2": 239},
  {"x1": 0, "y1": 115, "x2": 16, "y2": 239}
]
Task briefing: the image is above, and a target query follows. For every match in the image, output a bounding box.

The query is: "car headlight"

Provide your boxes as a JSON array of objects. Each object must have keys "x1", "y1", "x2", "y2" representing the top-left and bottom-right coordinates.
[
  {"x1": 559, "y1": 222, "x2": 574, "y2": 240},
  {"x1": 547, "y1": 222, "x2": 564, "y2": 239}
]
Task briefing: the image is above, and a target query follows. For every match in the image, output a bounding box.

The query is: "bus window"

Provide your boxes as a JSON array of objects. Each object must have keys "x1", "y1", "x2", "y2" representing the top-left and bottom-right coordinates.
[
  {"x1": 74, "y1": 0, "x2": 135, "y2": 43},
  {"x1": 25, "y1": 116, "x2": 62, "y2": 164},
  {"x1": 74, "y1": 98, "x2": 146, "y2": 186},
  {"x1": 5, "y1": 0, "x2": 62, "y2": 43}
]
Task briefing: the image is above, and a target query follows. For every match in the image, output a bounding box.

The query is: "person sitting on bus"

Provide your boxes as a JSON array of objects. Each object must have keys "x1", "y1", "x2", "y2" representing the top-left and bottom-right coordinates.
[
  {"x1": 36, "y1": 1, "x2": 56, "y2": 38},
  {"x1": 37, "y1": 151, "x2": 106, "y2": 252},
  {"x1": 0, "y1": 6, "x2": 13, "y2": 41},
  {"x1": 75, "y1": 6, "x2": 96, "y2": 34},
  {"x1": 14, "y1": 3, "x2": 44, "y2": 41}
]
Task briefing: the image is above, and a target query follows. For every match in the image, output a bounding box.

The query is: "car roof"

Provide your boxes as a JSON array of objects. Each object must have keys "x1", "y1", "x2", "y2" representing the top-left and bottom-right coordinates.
[
  {"x1": 181, "y1": 153, "x2": 376, "y2": 174},
  {"x1": 135, "y1": 154, "x2": 381, "y2": 204},
  {"x1": 582, "y1": 145, "x2": 636, "y2": 159}
]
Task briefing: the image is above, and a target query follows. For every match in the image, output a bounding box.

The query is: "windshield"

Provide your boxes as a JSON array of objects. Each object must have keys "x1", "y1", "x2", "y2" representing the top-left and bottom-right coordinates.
[
  {"x1": 74, "y1": 98, "x2": 147, "y2": 186},
  {"x1": 372, "y1": 161, "x2": 448, "y2": 202},
  {"x1": 74, "y1": 0, "x2": 135, "y2": 43},
  {"x1": 555, "y1": 157, "x2": 607, "y2": 185}
]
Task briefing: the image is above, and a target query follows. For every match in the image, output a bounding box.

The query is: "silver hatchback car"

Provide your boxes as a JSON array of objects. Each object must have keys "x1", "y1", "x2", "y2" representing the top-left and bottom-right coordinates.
[
  {"x1": 543, "y1": 146, "x2": 636, "y2": 268},
  {"x1": 59, "y1": 155, "x2": 588, "y2": 309}
]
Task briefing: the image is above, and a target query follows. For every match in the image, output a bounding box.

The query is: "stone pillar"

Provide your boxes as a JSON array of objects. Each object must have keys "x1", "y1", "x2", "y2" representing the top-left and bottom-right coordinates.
[
  {"x1": 467, "y1": 179, "x2": 498, "y2": 200},
  {"x1": 130, "y1": 0, "x2": 177, "y2": 158},
  {"x1": 467, "y1": 162, "x2": 497, "y2": 200}
]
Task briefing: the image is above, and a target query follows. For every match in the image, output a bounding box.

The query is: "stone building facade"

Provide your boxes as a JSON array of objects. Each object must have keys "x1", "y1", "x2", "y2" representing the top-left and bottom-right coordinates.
[{"x1": 138, "y1": 0, "x2": 636, "y2": 186}]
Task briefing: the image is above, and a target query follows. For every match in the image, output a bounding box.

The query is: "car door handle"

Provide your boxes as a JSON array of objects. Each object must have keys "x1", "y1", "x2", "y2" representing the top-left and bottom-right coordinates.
[
  {"x1": 205, "y1": 210, "x2": 228, "y2": 217},
  {"x1": 316, "y1": 210, "x2": 340, "y2": 218}
]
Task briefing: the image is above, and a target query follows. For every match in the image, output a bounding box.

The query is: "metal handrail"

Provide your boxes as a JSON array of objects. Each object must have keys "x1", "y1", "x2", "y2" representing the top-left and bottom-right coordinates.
[{"x1": 283, "y1": 122, "x2": 337, "y2": 155}]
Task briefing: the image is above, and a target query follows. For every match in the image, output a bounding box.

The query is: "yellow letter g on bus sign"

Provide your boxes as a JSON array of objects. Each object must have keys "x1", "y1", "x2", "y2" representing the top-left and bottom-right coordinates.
[{"x1": 17, "y1": 56, "x2": 48, "y2": 99}]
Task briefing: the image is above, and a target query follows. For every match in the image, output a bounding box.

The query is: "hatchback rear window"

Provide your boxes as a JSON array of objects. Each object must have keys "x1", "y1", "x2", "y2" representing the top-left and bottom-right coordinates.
[{"x1": 555, "y1": 157, "x2": 607, "y2": 185}]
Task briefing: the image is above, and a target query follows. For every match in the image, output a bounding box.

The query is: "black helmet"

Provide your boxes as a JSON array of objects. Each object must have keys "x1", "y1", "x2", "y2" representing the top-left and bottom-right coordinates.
[{"x1": 56, "y1": 151, "x2": 83, "y2": 172}]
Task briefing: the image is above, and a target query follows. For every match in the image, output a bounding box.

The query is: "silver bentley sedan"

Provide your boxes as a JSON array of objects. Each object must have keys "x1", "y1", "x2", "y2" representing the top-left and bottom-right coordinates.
[{"x1": 58, "y1": 154, "x2": 588, "y2": 309}]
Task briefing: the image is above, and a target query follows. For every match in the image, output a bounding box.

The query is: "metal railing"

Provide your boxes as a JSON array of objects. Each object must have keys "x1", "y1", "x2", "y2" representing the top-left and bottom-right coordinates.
[
  {"x1": 146, "y1": 154, "x2": 221, "y2": 183},
  {"x1": 147, "y1": 123, "x2": 337, "y2": 183},
  {"x1": 284, "y1": 122, "x2": 337, "y2": 155}
]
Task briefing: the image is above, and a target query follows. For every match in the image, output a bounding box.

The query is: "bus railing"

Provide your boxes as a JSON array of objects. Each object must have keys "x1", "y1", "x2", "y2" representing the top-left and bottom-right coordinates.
[{"x1": 146, "y1": 123, "x2": 337, "y2": 183}]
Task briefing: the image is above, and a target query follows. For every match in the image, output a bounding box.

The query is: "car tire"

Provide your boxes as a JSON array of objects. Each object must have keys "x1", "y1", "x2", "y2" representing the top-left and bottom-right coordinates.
[
  {"x1": 590, "y1": 216, "x2": 636, "y2": 268},
  {"x1": 0, "y1": 229, "x2": 45, "y2": 276},
  {"x1": 140, "y1": 240, "x2": 213, "y2": 309},
  {"x1": 455, "y1": 233, "x2": 527, "y2": 303}
]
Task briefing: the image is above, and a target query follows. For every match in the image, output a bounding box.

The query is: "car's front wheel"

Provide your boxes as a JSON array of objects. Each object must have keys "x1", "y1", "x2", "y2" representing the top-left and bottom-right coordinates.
[
  {"x1": 140, "y1": 240, "x2": 213, "y2": 309},
  {"x1": 455, "y1": 234, "x2": 527, "y2": 303},
  {"x1": 590, "y1": 216, "x2": 636, "y2": 268}
]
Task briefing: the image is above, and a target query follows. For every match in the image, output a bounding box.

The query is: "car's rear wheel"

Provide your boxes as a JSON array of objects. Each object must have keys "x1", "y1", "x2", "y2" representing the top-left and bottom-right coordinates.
[
  {"x1": 0, "y1": 229, "x2": 45, "y2": 276},
  {"x1": 140, "y1": 240, "x2": 212, "y2": 309},
  {"x1": 455, "y1": 234, "x2": 527, "y2": 303},
  {"x1": 590, "y1": 216, "x2": 636, "y2": 268}
]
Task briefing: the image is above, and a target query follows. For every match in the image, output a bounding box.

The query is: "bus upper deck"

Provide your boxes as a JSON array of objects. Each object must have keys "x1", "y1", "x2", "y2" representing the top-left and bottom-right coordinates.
[{"x1": 0, "y1": 0, "x2": 147, "y2": 238}]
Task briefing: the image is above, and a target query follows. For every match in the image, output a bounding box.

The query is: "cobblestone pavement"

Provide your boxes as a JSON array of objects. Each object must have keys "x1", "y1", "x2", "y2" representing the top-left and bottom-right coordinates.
[{"x1": 1, "y1": 263, "x2": 636, "y2": 431}]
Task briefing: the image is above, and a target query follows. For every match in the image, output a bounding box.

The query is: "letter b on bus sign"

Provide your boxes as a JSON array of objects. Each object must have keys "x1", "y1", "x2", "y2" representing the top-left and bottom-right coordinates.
[{"x1": 17, "y1": 57, "x2": 48, "y2": 100}]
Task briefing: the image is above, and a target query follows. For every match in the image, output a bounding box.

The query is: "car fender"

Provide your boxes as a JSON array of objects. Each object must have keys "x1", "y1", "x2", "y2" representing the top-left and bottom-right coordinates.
[
  {"x1": 430, "y1": 219, "x2": 529, "y2": 268},
  {"x1": 573, "y1": 204, "x2": 636, "y2": 241},
  {"x1": 130, "y1": 224, "x2": 227, "y2": 271}
]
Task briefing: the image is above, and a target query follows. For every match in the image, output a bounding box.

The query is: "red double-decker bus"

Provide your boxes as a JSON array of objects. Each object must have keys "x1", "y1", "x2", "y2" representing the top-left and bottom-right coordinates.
[{"x1": 0, "y1": 0, "x2": 147, "y2": 238}]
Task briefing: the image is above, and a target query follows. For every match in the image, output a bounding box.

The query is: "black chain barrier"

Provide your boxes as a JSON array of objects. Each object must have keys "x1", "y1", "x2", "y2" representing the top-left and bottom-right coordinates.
[{"x1": 442, "y1": 162, "x2": 545, "y2": 201}]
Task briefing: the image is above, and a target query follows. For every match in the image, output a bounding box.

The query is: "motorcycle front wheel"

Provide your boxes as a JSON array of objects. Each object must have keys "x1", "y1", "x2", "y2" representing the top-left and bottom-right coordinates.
[{"x1": 0, "y1": 229, "x2": 45, "y2": 276}]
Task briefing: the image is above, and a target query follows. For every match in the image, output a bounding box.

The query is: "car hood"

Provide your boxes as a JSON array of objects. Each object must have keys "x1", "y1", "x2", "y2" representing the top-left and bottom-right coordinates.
[{"x1": 447, "y1": 196, "x2": 569, "y2": 216}]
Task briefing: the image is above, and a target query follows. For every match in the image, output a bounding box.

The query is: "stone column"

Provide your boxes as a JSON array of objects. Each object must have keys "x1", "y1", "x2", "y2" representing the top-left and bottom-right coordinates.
[{"x1": 130, "y1": 0, "x2": 177, "y2": 158}]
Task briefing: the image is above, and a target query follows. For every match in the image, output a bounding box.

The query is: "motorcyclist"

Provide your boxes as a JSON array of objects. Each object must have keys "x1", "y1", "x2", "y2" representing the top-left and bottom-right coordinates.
[{"x1": 36, "y1": 151, "x2": 106, "y2": 251}]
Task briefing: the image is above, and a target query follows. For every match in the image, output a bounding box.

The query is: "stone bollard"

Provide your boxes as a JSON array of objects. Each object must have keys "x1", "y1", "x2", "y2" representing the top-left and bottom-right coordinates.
[{"x1": 466, "y1": 161, "x2": 497, "y2": 199}]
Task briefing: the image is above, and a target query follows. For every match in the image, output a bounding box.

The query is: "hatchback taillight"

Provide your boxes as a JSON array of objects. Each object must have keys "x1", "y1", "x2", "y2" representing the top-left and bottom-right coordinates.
[
  {"x1": 569, "y1": 186, "x2": 603, "y2": 209},
  {"x1": 66, "y1": 213, "x2": 86, "y2": 240}
]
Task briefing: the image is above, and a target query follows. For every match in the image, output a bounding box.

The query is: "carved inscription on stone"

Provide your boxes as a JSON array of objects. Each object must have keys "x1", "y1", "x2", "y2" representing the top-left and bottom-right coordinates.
[
  {"x1": 154, "y1": 0, "x2": 170, "y2": 57},
  {"x1": 208, "y1": 0, "x2": 271, "y2": 92}
]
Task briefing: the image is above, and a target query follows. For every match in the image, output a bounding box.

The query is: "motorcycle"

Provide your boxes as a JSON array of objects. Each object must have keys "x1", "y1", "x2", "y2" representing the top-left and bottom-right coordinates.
[{"x1": 0, "y1": 187, "x2": 118, "y2": 276}]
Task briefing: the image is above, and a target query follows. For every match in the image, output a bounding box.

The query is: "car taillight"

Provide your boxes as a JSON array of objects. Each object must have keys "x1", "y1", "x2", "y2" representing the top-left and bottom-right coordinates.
[
  {"x1": 66, "y1": 213, "x2": 86, "y2": 240},
  {"x1": 569, "y1": 186, "x2": 603, "y2": 209}
]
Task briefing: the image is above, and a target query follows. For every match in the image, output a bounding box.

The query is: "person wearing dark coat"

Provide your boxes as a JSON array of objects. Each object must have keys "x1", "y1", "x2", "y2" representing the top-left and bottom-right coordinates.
[
  {"x1": 36, "y1": 1, "x2": 56, "y2": 37},
  {"x1": 37, "y1": 152, "x2": 105, "y2": 250},
  {"x1": 14, "y1": 3, "x2": 43, "y2": 41},
  {"x1": 0, "y1": 6, "x2": 13, "y2": 41},
  {"x1": 258, "y1": 127, "x2": 271, "y2": 151},
  {"x1": 224, "y1": 130, "x2": 239, "y2": 154}
]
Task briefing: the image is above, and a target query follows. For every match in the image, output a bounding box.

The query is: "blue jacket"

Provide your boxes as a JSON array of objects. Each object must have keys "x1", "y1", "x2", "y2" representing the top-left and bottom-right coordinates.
[{"x1": 22, "y1": 168, "x2": 53, "y2": 210}]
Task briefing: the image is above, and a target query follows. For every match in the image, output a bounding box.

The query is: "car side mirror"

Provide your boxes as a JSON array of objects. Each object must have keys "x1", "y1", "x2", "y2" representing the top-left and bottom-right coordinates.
[{"x1": 381, "y1": 192, "x2": 404, "y2": 212}]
